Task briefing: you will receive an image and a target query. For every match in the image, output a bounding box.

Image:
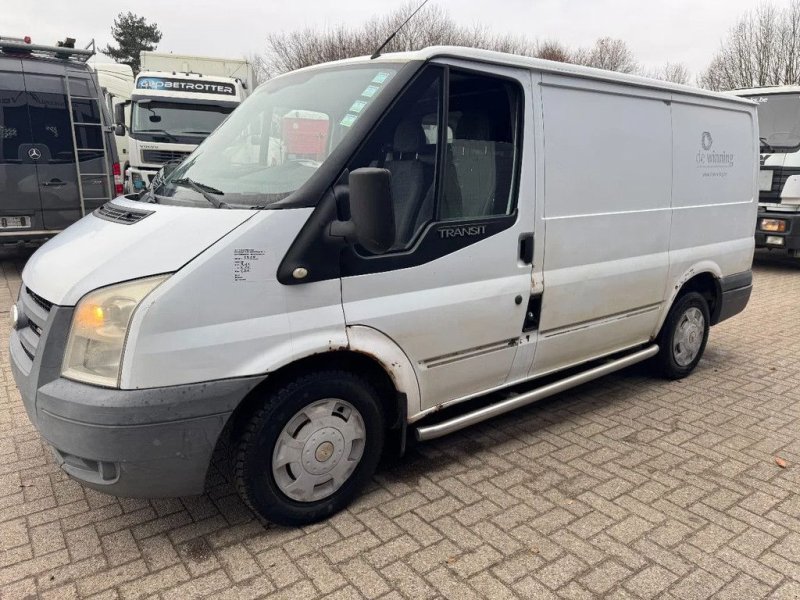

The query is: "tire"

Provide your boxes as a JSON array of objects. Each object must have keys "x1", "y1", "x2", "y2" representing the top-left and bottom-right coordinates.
[
  {"x1": 655, "y1": 291, "x2": 710, "y2": 380},
  {"x1": 234, "y1": 371, "x2": 384, "y2": 526}
]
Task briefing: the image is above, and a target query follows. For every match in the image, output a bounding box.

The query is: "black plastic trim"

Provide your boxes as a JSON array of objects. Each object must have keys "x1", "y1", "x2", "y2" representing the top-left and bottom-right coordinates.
[{"x1": 712, "y1": 270, "x2": 753, "y2": 325}]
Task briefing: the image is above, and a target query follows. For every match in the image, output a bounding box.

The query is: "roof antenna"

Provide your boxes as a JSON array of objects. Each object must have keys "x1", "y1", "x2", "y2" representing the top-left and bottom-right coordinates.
[{"x1": 371, "y1": 0, "x2": 430, "y2": 60}]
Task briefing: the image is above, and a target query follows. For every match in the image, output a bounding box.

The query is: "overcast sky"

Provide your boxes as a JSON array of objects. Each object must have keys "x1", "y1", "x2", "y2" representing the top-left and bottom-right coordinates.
[{"x1": 3, "y1": 0, "x2": 787, "y2": 78}]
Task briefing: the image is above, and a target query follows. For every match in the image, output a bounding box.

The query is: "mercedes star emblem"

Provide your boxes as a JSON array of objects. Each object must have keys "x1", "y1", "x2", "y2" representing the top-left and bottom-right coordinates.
[{"x1": 28, "y1": 148, "x2": 42, "y2": 160}]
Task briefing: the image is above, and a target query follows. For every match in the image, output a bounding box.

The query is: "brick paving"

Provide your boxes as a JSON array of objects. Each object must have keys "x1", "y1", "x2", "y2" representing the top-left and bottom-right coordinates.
[{"x1": 1, "y1": 248, "x2": 799, "y2": 599}]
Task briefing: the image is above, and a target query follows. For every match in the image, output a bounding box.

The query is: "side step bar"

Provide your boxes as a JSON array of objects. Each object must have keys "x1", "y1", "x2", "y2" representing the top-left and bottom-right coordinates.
[{"x1": 415, "y1": 344, "x2": 659, "y2": 441}]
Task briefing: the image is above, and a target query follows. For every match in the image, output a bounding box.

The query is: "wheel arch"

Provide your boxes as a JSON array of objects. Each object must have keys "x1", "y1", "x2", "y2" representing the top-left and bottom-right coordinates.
[
  {"x1": 657, "y1": 263, "x2": 723, "y2": 336},
  {"x1": 220, "y1": 326, "x2": 420, "y2": 462}
]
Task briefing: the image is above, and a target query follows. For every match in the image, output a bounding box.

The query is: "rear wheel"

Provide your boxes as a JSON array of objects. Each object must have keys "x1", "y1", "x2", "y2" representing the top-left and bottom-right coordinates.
[
  {"x1": 234, "y1": 371, "x2": 384, "y2": 526},
  {"x1": 655, "y1": 291, "x2": 710, "y2": 379}
]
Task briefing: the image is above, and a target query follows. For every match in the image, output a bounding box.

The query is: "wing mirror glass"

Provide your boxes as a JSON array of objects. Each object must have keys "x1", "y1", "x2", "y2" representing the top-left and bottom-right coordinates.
[
  {"x1": 113, "y1": 102, "x2": 127, "y2": 136},
  {"x1": 347, "y1": 168, "x2": 396, "y2": 254}
]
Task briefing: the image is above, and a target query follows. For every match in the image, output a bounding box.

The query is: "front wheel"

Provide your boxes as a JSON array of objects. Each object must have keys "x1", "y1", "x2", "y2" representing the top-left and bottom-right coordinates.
[
  {"x1": 234, "y1": 371, "x2": 384, "y2": 526},
  {"x1": 655, "y1": 291, "x2": 710, "y2": 380}
]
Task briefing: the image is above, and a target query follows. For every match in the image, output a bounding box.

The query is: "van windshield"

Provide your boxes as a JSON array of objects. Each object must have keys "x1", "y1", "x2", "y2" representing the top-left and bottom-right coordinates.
[
  {"x1": 744, "y1": 92, "x2": 800, "y2": 149},
  {"x1": 155, "y1": 64, "x2": 400, "y2": 208}
]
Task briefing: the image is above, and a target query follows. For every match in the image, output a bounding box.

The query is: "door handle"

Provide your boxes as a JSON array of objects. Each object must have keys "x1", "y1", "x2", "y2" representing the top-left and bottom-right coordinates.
[
  {"x1": 42, "y1": 179, "x2": 66, "y2": 187},
  {"x1": 519, "y1": 233, "x2": 534, "y2": 264}
]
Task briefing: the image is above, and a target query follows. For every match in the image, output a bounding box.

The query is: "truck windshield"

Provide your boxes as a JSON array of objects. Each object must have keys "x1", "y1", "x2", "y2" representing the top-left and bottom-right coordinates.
[
  {"x1": 744, "y1": 93, "x2": 800, "y2": 149},
  {"x1": 132, "y1": 100, "x2": 234, "y2": 137},
  {"x1": 158, "y1": 64, "x2": 400, "y2": 208}
]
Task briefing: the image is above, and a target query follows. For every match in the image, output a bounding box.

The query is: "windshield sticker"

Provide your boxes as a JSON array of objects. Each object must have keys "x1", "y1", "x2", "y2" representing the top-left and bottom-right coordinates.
[
  {"x1": 361, "y1": 85, "x2": 380, "y2": 98},
  {"x1": 340, "y1": 113, "x2": 358, "y2": 128},
  {"x1": 348, "y1": 100, "x2": 367, "y2": 114},
  {"x1": 372, "y1": 72, "x2": 392, "y2": 84},
  {"x1": 233, "y1": 248, "x2": 268, "y2": 282}
]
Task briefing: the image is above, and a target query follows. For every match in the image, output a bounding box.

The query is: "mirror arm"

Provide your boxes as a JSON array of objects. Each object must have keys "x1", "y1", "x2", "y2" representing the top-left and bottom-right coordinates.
[{"x1": 328, "y1": 219, "x2": 357, "y2": 244}]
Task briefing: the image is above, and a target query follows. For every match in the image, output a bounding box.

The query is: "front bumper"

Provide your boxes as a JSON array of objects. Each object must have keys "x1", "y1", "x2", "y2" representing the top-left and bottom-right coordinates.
[
  {"x1": 15, "y1": 374, "x2": 263, "y2": 497},
  {"x1": 9, "y1": 286, "x2": 266, "y2": 497},
  {"x1": 755, "y1": 210, "x2": 800, "y2": 253}
]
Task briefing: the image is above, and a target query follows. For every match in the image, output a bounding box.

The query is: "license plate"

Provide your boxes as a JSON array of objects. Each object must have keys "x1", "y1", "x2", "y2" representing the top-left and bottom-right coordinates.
[
  {"x1": 758, "y1": 170, "x2": 774, "y2": 191},
  {"x1": 0, "y1": 216, "x2": 31, "y2": 229}
]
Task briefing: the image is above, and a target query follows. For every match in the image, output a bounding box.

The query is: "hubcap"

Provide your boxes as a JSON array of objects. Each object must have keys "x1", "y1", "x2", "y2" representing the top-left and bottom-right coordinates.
[
  {"x1": 673, "y1": 306, "x2": 705, "y2": 367},
  {"x1": 272, "y1": 399, "x2": 366, "y2": 503}
]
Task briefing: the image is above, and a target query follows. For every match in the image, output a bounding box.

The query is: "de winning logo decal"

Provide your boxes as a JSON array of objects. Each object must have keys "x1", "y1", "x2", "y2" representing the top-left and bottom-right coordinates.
[{"x1": 701, "y1": 131, "x2": 713, "y2": 151}]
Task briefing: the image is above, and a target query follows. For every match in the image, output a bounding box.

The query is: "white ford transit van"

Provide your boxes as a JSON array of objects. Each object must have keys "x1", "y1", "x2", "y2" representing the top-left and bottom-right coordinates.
[{"x1": 10, "y1": 47, "x2": 758, "y2": 525}]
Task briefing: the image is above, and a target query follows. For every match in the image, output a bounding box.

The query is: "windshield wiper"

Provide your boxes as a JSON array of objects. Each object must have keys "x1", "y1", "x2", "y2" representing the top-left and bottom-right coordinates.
[
  {"x1": 138, "y1": 129, "x2": 180, "y2": 142},
  {"x1": 760, "y1": 137, "x2": 775, "y2": 151},
  {"x1": 172, "y1": 177, "x2": 229, "y2": 209}
]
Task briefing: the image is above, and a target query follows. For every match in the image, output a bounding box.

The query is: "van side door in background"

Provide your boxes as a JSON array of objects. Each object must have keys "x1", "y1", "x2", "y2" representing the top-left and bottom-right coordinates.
[{"x1": 340, "y1": 63, "x2": 537, "y2": 412}]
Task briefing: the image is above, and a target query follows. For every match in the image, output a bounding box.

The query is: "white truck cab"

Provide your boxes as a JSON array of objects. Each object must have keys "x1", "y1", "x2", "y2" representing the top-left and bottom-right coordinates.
[
  {"x1": 11, "y1": 47, "x2": 758, "y2": 525},
  {"x1": 732, "y1": 86, "x2": 800, "y2": 256},
  {"x1": 117, "y1": 54, "x2": 251, "y2": 192}
]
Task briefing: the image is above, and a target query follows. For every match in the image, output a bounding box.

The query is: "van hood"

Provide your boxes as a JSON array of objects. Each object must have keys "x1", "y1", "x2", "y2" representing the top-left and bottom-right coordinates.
[{"x1": 22, "y1": 198, "x2": 256, "y2": 306}]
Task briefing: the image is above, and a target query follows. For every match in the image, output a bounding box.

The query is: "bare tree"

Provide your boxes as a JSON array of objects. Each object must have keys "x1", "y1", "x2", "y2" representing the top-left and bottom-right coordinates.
[
  {"x1": 534, "y1": 40, "x2": 573, "y2": 63},
  {"x1": 700, "y1": 1, "x2": 800, "y2": 90},
  {"x1": 261, "y1": 3, "x2": 644, "y2": 77},
  {"x1": 248, "y1": 53, "x2": 270, "y2": 87},
  {"x1": 643, "y1": 62, "x2": 691, "y2": 84},
  {"x1": 573, "y1": 37, "x2": 638, "y2": 73}
]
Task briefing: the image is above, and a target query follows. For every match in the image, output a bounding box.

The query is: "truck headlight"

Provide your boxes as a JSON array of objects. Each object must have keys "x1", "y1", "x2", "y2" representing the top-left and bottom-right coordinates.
[{"x1": 62, "y1": 275, "x2": 169, "y2": 387}]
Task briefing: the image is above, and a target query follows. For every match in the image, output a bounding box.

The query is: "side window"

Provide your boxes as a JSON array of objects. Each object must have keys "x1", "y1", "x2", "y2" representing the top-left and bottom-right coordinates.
[
  {"x1": 346, "y1": 67, "x2": 520, "y2": 252},
  {"x1": 25, "y1": 75, "x2": 76, "y2": 163},
  {"x1": 346, "y1": 67, "x2": 443, "y2": 249},
  {"x1": 0, "y1": 72, "x2": 32, "y2": 164},
  {"x1": 442, "y1": 70, "x2": 520, "y2": 219}
]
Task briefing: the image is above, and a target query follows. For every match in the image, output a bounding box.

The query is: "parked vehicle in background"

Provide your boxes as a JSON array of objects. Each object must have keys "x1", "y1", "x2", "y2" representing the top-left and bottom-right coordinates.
[
  {"x1": 115, "y1": 51, "x2": 253, "y2": 192},
  {"x1": 0, "y1": 35, "x2": 121, "y2": 245},
  {"x1": 89, "y1": 61, "x2": 133, "y2": 173},
  {"x1": 11, "y1": 47, "x2": 757, "y2": 526},
  {"x1": 733, "y1": 86, "x2": 800, "y2": 257}
]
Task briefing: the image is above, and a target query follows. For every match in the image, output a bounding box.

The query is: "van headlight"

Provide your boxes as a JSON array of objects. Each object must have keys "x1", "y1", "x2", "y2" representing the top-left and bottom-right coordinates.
[{"x1": 62, "y1": 275, "x2": 169, "y2": 387}]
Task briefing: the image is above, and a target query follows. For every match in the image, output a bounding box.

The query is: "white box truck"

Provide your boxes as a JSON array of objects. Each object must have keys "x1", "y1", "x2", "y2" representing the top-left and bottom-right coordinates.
[
  {"x1": 11, "y1": 47, "x2": 757, "y2": 525},
  {"x1": 89, "y1": 61, "x2": 134, "y2": 169},
  {"x1": 114, "y1": 51, "x2": 253, "y2": 191}
]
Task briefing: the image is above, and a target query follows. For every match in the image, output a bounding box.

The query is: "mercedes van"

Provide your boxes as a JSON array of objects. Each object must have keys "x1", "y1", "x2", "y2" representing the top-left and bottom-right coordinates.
[
  {"x1": 10, "y1": 47, "x2": 758, "y2": 525},
  {"x1": 0, "y1": 36, "x2": 122, "y2": 244}
]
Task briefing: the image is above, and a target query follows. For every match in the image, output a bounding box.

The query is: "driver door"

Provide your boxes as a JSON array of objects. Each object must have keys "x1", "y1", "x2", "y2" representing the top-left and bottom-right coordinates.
[{"x1": 340, "y1": 63, "x2": 537, "y2": 411}]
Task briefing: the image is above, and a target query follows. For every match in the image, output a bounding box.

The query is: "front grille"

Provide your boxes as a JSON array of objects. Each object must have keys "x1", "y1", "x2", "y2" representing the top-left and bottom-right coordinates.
[
  {"x1": 26, "y1": 287, "x2": 53, "y2": 313},
  {"x1": 18, "y1": 286, "x2": 53, "y2": 362},
  {"x1": 760, "y1": 167, "x2": 800, "y2": 203},
  {"x1": 94, "y1": 203, "x2": 153, "y2": 225},
  {"x1": 142, "y1": 149, "x2": 190, "y2": 165}
]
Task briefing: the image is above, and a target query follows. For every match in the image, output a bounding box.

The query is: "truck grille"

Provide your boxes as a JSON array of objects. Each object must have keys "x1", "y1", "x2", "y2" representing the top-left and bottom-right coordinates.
[
  {"x1": 142, "y1": 150, "x2": 190, "y2": 165},
  {"x1": 760, "y1": 167, "x2": 800, "y2": 203},
  {"x1": 95, "y1": 203, "x2": 153, "y2": 225},
  {"x1": 18, "y1": 287, "x2": 53, "y2": 362}
]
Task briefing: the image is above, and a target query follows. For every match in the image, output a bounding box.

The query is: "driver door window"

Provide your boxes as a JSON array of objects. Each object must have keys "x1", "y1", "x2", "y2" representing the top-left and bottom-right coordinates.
[{"x1": 346, "y1": 66, "x2": 521, "y2": 251}]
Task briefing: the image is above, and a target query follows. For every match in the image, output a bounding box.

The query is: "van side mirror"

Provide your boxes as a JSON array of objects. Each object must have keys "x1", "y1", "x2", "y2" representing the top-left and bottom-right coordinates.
[
  {"x1": 348, "y1": 168, "x2": 396, "y2": 254},
  {"x1": 113, "y1": 103, "x2": 127, "y2": 136}
]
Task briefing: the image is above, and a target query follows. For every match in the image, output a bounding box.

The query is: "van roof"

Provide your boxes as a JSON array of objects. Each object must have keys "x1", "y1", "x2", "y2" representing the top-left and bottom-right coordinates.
[
  {"x1": 730, "y1": 85, "x2": 800, "y2": 96},
  {"x1": 299, "y1": 45, "x2": 755, "y2": 107}
]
